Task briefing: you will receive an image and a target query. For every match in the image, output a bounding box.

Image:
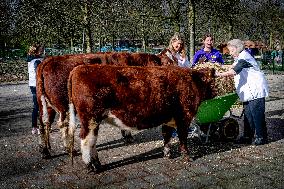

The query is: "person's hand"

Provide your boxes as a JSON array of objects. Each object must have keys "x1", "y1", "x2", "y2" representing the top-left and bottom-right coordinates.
[
  {"x1": 179, "y1": 56, "x2": 185, "y2": 63},
  {"x1": 215, "y1": 71, "x2": 221, "y2": 77},
  {"x1": 198, "y1": 56, "x2": 207, "y2": 64}
]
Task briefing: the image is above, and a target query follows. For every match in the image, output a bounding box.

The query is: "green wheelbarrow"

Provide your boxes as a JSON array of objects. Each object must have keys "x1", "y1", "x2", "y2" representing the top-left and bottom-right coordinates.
[{"x1": 190, "y1": 92, "x2": 242, "y2": 143}]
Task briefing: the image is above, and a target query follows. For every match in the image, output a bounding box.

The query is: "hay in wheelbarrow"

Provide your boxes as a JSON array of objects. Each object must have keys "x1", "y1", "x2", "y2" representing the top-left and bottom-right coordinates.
[{"x1": 193, "y1": 63, "x2": 235, "y2": 96}]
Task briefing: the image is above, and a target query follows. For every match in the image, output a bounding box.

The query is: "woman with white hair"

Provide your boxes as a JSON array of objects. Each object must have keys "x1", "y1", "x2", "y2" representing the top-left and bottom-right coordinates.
[{"x1": 216, "y1": 39, "x2": 269, "y2": 145}]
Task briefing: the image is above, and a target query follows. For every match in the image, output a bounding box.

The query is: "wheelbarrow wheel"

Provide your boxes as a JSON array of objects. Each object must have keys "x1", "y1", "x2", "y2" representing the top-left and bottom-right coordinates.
[{"x1": 219, "y1": 118, "x2": 239, "y2": 141}]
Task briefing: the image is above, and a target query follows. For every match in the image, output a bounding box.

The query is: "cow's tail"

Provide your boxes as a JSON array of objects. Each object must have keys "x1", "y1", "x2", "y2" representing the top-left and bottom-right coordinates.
[
  {"x1": 36, "y1": 58, "x2": 51, "y2": 126},
  {"x1": 36, "y1": 58, "x2": 52, "y2": 153},
  {"x1": 68, "y1": 68, "x2": 76, "y2": 164}
]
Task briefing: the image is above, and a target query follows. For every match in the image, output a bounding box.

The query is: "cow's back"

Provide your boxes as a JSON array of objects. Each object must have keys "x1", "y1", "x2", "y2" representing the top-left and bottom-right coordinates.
[
  {"x1": 130, "y1": 53, "x2": 162, "y2": 66},
  {"x1": 37, "y1": 53, "x2": 120, "y2": 112}
]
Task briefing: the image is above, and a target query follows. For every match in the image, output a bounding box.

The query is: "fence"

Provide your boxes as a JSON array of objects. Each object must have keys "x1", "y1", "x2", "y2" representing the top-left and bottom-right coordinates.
[{"x1": 1, "y1": 48, "x2": 283, "y2": 72}]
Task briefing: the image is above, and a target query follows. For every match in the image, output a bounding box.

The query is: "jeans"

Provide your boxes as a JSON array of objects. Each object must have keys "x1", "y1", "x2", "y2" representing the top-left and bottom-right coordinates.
[
  {"x1": 243, "y1": 97, "x2": 267, "y2": 139},
  {"x1": 30, "y1": 86, "x2": 39, "y2": 128}
]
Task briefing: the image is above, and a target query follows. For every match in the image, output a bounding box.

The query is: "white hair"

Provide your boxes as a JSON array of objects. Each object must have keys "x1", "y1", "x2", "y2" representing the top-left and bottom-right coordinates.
[{"x1": 227, "y1": 39, "x2": 244, "y2": 54}]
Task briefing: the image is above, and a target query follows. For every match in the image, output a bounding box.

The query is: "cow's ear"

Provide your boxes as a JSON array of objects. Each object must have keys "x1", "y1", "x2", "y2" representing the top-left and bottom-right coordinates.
[
  {"x1": 157, "y1": 48, "x2": 167, "y2": 57},
  {"x1": 116, "y1": 72, "x2": 129, "y2": 85}
]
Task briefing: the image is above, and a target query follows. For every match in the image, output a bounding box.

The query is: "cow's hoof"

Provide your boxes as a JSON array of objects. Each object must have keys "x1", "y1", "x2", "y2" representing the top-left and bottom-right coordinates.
[
  {"x1": 40, "y1": 147, "x2": 51, "y2": 159},
  {"x1": 65, "y1": 147, "x2": 78, "y2": 156},
  {"x1": 86, "y1": 163, "x2": 96, "y2": 173},
  {"x1": 181, "y1": 154, "x2": 194, "y2": 162},
  {"x1": 86, "y1": 158, "x2": 103, "y2": 174},
  {"x1": 163, "y1": 147, "x2": 171, "y2": 158},
  {"x1": 124, "y1": 135, "x2": 135, "y2": 144},
  {"x1": 121, "y1": 130, "x2": 134, "y2": 144}
]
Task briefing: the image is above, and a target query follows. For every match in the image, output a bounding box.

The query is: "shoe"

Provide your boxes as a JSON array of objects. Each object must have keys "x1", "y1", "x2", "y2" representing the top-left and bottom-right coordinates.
[
  {"x1": 235, "y1": 136, "x2": 252, "y2": 144},
  {"x1": 32, "y1": 128, "x2": 40, "y2": 135},
  {"x1": 252, "y1": 138, "x2": 268, "y2": 146}
]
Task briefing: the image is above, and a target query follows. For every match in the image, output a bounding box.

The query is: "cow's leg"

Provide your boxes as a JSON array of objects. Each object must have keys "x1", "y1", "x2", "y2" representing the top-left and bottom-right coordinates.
[
  {"x1": 161, "y1": 124, "x2": 175, "y2": 157},
  {"x1": 38, "y1": 115, "x2": 51, "y2": 159},
  {"x1": 39, "y1": 95, "x2": 56, "y2": 159},
  {"x1": 68, "y1": 103, "x2": 78, "y2": 158},
  {"x1": 121, "y1": 129, "x2": 134, "y2": 144},
  {"x1": 57, "y1": 112, "x2": 69, "y2": 152},
  {"x1": 46, "y1": 107, "x2": 56, "y2": 149},
  {"x1": 176, "y1": 123, "x2": 193, "y2": 162},
  {"x1": 80, "y1": 118, "x2": 102, "y2": 173}
]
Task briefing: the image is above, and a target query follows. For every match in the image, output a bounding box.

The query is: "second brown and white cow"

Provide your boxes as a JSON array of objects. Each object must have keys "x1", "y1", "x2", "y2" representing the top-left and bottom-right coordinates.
[{"x1": 68, "y1": 65, "x2": 216, "y2": 172}]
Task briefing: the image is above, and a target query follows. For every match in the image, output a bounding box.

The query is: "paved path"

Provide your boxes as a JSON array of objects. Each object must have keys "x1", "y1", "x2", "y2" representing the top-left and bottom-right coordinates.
[{"x1": 0, "y1": 74, "x2": 283, "y2": 189}]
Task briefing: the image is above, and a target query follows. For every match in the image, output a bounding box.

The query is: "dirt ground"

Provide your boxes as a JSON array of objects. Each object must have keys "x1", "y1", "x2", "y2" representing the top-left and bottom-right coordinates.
[{"x1": 0, "y1": 73, "x2": 283, "y2": 188}]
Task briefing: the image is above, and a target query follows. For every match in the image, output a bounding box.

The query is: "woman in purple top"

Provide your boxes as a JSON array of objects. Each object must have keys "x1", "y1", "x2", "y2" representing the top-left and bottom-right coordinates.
[{"x1": 192, "y1": 33, "x2": 224, "y2": 67}]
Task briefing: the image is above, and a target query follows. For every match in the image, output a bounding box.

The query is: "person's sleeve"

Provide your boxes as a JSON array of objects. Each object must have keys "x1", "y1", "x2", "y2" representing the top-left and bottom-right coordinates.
[
  {"x1": 27, "y1": 55, "x2": 33, "y2": 62},
  {"x1": 34, "y1": 59, "x2": 42, "y2": 70},
  {"x1": 192, "y1": 51, "x2": 200, "y2": 66},
  {"x1": 232, "y1": 59, "x2": 253, "y2": 74},
  {"x1": 217, "y1": 52, "x2": 224, "y2": 64}
]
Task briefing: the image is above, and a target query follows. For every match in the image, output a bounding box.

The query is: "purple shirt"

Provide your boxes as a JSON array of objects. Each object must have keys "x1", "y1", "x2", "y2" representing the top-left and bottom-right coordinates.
[{"x1": 192, "y1": 48, "x2": 224, "y2": 67}]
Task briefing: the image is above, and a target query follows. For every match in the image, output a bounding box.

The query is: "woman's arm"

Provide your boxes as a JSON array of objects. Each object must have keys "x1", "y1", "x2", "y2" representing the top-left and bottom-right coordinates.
[
  {"x1": 216, "y1": 59, "x2": 252, "y2": 77},
  {"x1": 216, "y1": 69, "x2": 236, "y2": 77}
]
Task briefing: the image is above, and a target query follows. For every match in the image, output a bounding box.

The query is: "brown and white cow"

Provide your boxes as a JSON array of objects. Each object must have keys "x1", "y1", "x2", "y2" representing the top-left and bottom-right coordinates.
[
  {"x1": 36, "y1": 52, "x2": 175, "y2": 158},
  {"x1": 68, "y1": 65, "x2": 216, "y2": 172}
]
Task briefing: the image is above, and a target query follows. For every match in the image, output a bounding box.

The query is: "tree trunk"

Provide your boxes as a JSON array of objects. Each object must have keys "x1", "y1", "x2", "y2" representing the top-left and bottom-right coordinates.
[
  {"x1": 228, "y1": 19, "x2": 233, "y2": 39},
  {"x1": 188, "y1": 0, "x2": 196, "y2": 65},
  {"x1": 83, "y1": 0, "x2": 93, "y2": 53}
]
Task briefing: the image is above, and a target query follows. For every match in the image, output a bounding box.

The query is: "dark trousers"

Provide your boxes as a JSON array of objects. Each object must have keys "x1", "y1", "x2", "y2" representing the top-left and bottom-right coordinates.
[
  {"x1": 243, "y1": 97, "x2": 267, "y2": 139},
  {"x1": 30, "y1": 86, "x2": 39, "y2": 128}
]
